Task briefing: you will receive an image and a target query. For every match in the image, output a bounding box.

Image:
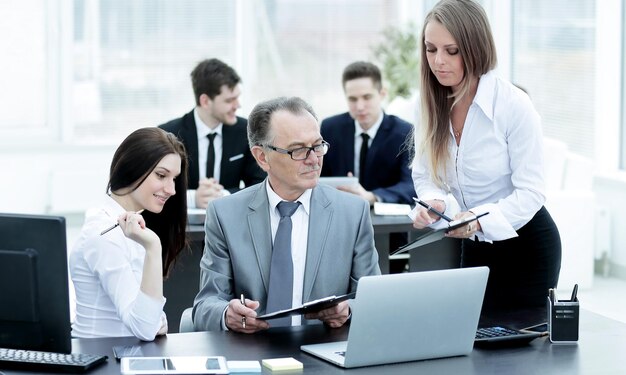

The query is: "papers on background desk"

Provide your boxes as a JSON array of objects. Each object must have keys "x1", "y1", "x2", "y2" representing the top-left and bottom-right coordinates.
[
  {"x1": 373, "y1": 202, "x2": 412, "y2": 216},
  {"x1": 318, "y1": 176, "x2": 358, "y2": 188},
  {"x1": 188, "y1": 208, "x2": 206, "y2": 225}
]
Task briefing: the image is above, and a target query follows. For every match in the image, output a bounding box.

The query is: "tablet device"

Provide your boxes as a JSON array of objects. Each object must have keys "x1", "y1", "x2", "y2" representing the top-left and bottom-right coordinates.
[
  {"x1": 257, "y1": 292, "x2": 356, "y2": 320},
  {"x1": 318, "y1": 176, "x2": 358, "y2": 188},
  {"x1": 112, "y1": 345, "x2": 144, "y2": 361},
  {"x1": 120, "y1": 356, "x2": 228, "y2": 374},
  {"x1": 390, "y1": 212, "x2": 489, "y2": 256}
]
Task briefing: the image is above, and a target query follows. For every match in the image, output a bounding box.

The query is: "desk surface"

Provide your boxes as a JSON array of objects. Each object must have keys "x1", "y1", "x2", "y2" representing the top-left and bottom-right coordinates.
[{"x1": 6, "y1": 309, "x2": 623, "y2": 374}]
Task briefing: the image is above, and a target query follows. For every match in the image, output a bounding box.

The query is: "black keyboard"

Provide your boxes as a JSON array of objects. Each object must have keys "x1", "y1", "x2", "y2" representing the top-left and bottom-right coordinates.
[
  {"x1": 475, "y1": 326, "x2": 543, "y2": 347},
  {"x1": 0, "y1": 348, "x2": 107, "y2": 373}
]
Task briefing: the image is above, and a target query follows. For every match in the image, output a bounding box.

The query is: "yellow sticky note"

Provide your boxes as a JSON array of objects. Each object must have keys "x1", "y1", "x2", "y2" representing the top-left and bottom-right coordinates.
[{"x1": 261, "y1": 357, "x2": 303, "y2": 371}]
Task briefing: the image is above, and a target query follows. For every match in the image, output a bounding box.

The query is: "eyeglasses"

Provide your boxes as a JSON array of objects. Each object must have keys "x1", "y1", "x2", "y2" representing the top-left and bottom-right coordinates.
[{"x1": 265, "y1": 141, "x2": 330, "y2": 161}]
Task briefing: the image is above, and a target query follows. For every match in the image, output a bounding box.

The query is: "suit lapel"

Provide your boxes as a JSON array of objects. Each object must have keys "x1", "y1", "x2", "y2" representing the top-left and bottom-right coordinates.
[
  {"x1": 367, "y1": 113, "x2": 391, "y2": 167},
  {"x1": 181, "y1": 111, "x2": 201, "y2": 188},
  {"x1": 247, "y1": 182, "x2": 273, "y2": 293},
  {"x1": 342, "y1": 121, "x2": 356, "y2": 173},
  {"x1": 220, "y1": 123, "x2": 235, "y2": 183},
  {"x1": 302, "y1": 186, "x2": 332, "y2": 302}
]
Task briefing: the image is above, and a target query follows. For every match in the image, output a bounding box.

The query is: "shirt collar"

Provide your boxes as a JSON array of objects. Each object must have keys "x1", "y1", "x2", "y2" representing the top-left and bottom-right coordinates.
[
  {"x1": 354, "y1": 110, "x2": 384, "y2": 139},
  {"x1": 102, "y1": 194, "x2": 127, "y2": 219},
  {"x1": 193, "y1": 107, "x2": 223, "y2": 138},
  {"x1": 265, "y1": 180, "x2": 312, "y2": 215},
  {"x1": 473, "y1": 70, "x2": 496, "y2": 121}
]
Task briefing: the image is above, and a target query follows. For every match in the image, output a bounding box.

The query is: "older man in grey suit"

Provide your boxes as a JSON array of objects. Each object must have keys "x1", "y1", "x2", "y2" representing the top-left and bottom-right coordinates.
[{"x1": 193, "y1": 96, "x2": 381, "y2": 333}]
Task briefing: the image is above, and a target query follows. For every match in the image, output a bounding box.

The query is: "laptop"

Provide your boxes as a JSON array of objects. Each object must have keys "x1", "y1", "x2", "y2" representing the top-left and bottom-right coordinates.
[{"x1": 300, "y1": 267, "x2": 489, "y2": 368}]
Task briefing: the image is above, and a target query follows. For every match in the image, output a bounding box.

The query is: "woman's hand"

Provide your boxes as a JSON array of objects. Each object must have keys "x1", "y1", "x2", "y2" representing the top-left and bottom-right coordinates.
[
  {"x1": 412, "y1": 199, "x2": 447, "y2": 229},
  {"x1": 445, "y1": 211, "x2": 482, "y2": 239},
  {"x1": 117, "y1": 211, "x2": 160, "y2": 251}
]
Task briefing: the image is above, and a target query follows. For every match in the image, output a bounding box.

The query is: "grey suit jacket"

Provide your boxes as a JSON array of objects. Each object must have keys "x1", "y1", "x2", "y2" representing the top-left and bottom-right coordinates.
[{"x1": 192, "y1": 181, "x2": 381, "y2": 331}]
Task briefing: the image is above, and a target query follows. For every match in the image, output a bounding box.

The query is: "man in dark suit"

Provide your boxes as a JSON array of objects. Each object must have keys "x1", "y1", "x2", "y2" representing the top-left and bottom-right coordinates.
[
  {"x1": 320, "y1": 61, "x2": 414, "y2": 206},
  {"x1": 160, "y1": 58, "x2": 265, "y2": 209}
]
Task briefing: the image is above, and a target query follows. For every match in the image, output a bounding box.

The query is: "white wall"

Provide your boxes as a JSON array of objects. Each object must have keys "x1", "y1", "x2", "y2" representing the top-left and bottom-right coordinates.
[
  {"x1": 593, "y1": 172, "x2": 626, "y2": 278},
  {"x1": 1, "y1": 145, "x2": 113, "y2": 215}
]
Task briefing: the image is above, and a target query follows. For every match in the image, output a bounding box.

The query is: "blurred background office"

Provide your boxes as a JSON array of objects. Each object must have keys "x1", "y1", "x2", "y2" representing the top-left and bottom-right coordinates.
[{"x1": 1, "y1": 0, "x2": 624, "y2": 319}]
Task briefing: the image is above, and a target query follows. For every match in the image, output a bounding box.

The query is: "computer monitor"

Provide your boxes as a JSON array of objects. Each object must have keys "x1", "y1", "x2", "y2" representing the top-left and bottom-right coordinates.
[{"x1": 0, "y1": 213, "x2": 72, "y2": 354}]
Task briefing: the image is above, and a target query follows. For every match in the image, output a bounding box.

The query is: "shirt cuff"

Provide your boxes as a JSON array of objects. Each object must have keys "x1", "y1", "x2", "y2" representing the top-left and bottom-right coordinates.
[
  {"x1": 187, "y1": 189, "x2": 197, "y2": 208},
  {"x1": 135, "y1": 291, "x2": 167, "y2": 323},
  {"x1": 470, "y1": 203, "x2": 518, "y2": 242},
  {"x1": 221, "y1": 306, "x2": 230, "y2": 331}
]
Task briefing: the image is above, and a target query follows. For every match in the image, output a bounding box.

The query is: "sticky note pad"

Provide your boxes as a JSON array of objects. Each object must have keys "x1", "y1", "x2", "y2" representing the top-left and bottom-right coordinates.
[
  {"x1": 227, "y1": 360, "x2": 262, "y2": 373},
  {"x1": 261, "y1": 357, "x2": 303, "y2": 371}
]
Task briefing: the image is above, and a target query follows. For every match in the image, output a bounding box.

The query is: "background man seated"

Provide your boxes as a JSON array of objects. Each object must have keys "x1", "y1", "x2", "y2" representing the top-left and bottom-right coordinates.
[
  {"x1": 320, "y1": 61, "x2": 415, "y2": 206},
  {"x1": 160, "y1": 58, "x2": 265, "y2": 209}
]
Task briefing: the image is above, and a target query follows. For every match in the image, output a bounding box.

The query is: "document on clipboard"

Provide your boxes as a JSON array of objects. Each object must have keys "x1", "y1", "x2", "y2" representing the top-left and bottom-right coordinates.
[
  {"x1": 390, "y1": 212, "x2": 489, "y2": 256},
  {"x1": 257, "y1": 292, "x2": 356, "y2": 320}
]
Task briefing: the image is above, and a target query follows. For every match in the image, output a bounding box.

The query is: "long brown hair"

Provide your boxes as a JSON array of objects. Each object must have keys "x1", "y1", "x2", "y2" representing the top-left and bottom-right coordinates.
[
  {"x1": 418, "y1": 0, "x2": 497, "y2": 186},
  {"x1": 108, "y1": 127, "x2": 189, "y2": 277}
]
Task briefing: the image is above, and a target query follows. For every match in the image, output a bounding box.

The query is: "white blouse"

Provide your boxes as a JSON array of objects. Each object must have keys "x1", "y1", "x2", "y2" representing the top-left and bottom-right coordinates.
[
  {"x1": 70, "y1": 195, "x2": 166, "y2": 340},
  {"x1": 412, "y1": 70, "x2": 546, "y2": 242}
]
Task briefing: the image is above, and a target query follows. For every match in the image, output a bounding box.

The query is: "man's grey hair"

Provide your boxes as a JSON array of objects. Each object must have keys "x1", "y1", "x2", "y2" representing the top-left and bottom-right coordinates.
[{"x1": 247, "y1": 96, "x2": 318, "y2": 148}]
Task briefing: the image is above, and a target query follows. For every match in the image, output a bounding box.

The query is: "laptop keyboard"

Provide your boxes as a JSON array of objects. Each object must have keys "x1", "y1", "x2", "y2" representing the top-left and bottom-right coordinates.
[{"x1": 0, "y1": 347, "x2": 108, "y2": 373}]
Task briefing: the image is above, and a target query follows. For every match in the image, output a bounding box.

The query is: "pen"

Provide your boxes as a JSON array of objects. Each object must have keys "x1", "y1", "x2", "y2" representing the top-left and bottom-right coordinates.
[
  {"x1": 413, "y1": 197, "x2": 453, "y2": 222},
  {"x1": 100, "y1": 209, "x2": 145, "y2": 235},
  {"x1": 548, "y1": 288, "x2": 555, "y2": 303},
  {"x1": 570, "y1": 284, "x2": 578, "y2": 302},
  {"x1": 240, "y1": 293, "x2": 247, "y2": 329}
]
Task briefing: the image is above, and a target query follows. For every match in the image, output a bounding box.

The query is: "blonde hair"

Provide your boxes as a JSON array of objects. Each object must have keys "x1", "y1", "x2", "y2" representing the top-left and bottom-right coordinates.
[{"x1": 418, "y1": 0, "x2": 497, "y2": 186}]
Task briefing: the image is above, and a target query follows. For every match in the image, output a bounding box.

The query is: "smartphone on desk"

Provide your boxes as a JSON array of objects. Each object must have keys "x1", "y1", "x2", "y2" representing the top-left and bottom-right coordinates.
[
  {"x1": 112, "y1": 345, "x2": 144, "y2": 361},
  {"x1": 120, "y1": 356, "x2": 228, "y2": 374}
]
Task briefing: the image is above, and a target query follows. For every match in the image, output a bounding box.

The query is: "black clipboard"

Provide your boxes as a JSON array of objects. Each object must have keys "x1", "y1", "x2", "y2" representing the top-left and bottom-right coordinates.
[
  {"x1": 390, "y1": 212, "x2": 489, "y2": 256},
  {"x1": 257, "y1": 292, "x2": 356, "y2": 320}
]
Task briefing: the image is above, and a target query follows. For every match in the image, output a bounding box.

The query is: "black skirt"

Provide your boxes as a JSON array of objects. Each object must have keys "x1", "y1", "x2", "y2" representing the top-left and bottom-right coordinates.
[{"x1": 461, "y1": 206, "x2": 561, "y2": 312}]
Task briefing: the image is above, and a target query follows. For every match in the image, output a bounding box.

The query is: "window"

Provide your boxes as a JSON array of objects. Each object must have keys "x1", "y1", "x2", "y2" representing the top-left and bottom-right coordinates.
[
  {"x1": 511, "y1": 0, "x2": 596, "y2": 159},
  {"x1": 1, "y1": 0, "x2": 416, "y2": 145},
  {"x1": 0, "y1": 0, "x2": 49, "y2": 138}
]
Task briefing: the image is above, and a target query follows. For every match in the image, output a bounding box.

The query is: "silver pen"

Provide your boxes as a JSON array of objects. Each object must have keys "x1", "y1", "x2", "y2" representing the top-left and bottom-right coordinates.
[{"x1": 100, "y1": 209, "x2": 145, "y2": 235}]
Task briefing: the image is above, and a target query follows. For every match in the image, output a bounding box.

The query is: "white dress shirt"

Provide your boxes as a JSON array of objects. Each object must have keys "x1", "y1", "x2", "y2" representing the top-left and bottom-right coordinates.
[
  {"x1": 353, "y1": 111, "x2": 383, "y2": 177},
  {"x1": 412, "y1": 70, "x2": 546, "y2": 241},
  {"x1": 70, "y1": 195, "x2": 166, "y2": 340},
  {"x1": 187, "y1": 108, "x2": 225, "y2": 208},
  {"x1": 266, "y1": 180, "x2": 311, "y2": 326}
]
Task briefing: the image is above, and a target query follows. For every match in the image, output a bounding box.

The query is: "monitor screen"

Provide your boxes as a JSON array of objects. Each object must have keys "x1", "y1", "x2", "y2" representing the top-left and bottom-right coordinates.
[{"x1": 0, "y1": 213, "x2": 71, "y2": 354}]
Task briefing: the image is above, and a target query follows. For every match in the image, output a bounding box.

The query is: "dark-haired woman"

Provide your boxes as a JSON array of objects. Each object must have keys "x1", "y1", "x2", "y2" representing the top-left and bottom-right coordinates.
[{"x1": 71, "y1": 127, "x2": 188, "y2": 340}]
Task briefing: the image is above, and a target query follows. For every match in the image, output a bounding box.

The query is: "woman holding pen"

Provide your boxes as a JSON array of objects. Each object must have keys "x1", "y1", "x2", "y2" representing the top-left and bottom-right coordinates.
[
  {"x1": 411, "y1": 0, "x2": 561, "y2": 312},
  {"x1": 70, "y1": 127, "x2": 189, "y2": 340}
]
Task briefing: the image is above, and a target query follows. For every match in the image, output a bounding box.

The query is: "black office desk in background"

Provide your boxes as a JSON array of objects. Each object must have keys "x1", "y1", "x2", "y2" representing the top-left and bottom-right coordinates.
[
  {"x1": 5, "y1": 309, "x2": 625, "y2": 375},
  {"x1": 185, "y1": 211, "x2": 461, "y2": 274}
]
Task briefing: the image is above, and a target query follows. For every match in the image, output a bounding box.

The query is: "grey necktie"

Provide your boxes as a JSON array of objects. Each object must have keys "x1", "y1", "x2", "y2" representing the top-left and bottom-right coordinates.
[{"x1": 266, "y1": 201, "x2": 300, "y2": 327}]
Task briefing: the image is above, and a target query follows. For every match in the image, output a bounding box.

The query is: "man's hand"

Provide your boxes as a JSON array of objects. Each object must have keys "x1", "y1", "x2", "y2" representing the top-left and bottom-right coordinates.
[
  {"x1": 195, "y1": 178, "x2": 225, "y2": 208},
  {"x1": 304, "y1": 300, "x2": 350, "y2": 328},
  {"x1": 336, "y1": 172, "x2": 377, "y2": 205},
  {"x1": 225, "y1": 297, "x2": 269, "y2": 333}
]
